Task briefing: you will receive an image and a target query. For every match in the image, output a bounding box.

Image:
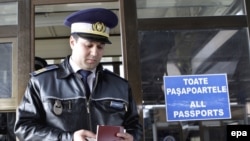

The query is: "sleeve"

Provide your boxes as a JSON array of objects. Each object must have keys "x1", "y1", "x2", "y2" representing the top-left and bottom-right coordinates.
[
  {"x1": 123, "y1": 87, "x2": 143, "y2": 141},
  {"x1": 14, "y1": 79, "x2": 73, "y2": 141}
]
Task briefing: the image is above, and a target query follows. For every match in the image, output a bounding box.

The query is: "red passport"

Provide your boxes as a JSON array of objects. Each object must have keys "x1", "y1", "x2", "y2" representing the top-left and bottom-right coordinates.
[{"x1": 96, "y1": 125, "x2": 125, "y2": 141}]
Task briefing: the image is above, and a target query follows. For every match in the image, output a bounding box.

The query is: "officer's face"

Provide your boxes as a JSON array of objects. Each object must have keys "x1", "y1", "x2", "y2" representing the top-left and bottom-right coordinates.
[{"x1": 70, "y1": 36, "x2": 105, "y2": 70}]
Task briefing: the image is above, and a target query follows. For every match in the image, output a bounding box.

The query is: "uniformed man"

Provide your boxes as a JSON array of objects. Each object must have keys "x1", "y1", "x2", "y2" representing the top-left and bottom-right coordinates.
[{"x1": 14, "y1": 8, "x2": 142, "y2": 141}]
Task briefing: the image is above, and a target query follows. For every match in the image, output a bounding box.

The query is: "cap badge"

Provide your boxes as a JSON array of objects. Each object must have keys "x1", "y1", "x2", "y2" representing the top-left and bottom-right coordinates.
[{"x1": 92, "y1": 22, "x2": 106, "y2": 33}]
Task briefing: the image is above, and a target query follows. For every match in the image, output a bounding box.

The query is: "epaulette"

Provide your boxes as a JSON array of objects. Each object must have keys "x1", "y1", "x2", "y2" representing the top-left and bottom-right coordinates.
[
  {"x1": 31, "y1": 65, "x2": 59, "y2": 76},
  {"x1": 103, "y1": 69, "x2": 127, "y2": 81},
  {"x1": 104, "y1": 68, "x2": 116, "y2": 75}
]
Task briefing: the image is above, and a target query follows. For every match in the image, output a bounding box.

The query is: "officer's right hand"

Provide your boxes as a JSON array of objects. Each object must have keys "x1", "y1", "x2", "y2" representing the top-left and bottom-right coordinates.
[{"x1": 73, "y1": 129, "x2": 96, "y2": 141}]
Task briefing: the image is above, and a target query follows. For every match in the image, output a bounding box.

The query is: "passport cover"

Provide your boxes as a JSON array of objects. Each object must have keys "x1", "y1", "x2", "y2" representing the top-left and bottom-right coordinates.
[{"x1": 96, "y1": 125, "x2": 125, "y2": 141}]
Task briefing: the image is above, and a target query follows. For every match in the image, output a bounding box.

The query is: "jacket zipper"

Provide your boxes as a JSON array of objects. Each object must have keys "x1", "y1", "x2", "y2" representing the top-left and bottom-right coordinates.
[
  {"x1": 86, "y1": 102, "x2": 90, "y2": 113},
  {"x1": 76, "y1": 72, "x2": 93, "y2": 130},
  {"x1": 86, "y1": 71, "x2": 100, "y2": 131}
]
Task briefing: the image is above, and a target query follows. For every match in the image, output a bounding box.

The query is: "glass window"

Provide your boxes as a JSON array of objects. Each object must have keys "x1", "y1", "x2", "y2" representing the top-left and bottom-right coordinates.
[
  {"x1": 136, "y1": 0, "x2": 245, "y2": 18},
  {"x1": 119, "y1": 64, "x2": 124, "y2": 78},
  {"x1": 0, "y1": 2, "x2": 18, "y2": 25},
  {"x1": 103, "y1": 65, "x2": 114, "y2": 72},
  {"x1": 0, "y1": 42, "x2": 12, "y2": 98},
  {"x1": 139, "y1": 28, "x2": 250, "y2": 141},
  {"x1": 139, "y1": 28, "x2": 249, "y2": 103}
]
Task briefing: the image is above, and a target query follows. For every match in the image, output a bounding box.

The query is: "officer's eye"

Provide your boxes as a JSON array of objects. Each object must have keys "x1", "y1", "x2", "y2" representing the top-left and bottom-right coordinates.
[
  {"x1": 97, "y1": 44, "x2": 105, "y2": 50},
  {"x1": 86, "y1": 43, "x2": 93, "y2": 48}
]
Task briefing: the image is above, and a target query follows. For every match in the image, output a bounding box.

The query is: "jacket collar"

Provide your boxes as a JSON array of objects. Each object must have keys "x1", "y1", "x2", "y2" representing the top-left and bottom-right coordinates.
[
  {"x1": 57, "y1": 56, "x2": 104, "y2": 79},
  {"x1": 57, "y1": 56, "x2": 74, "y2": 79}
]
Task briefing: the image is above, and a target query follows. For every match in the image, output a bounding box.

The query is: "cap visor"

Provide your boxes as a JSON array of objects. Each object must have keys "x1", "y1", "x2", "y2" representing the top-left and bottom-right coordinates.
[{"x1": 76, "y1": 33, "x2": 112, "y2": 44}]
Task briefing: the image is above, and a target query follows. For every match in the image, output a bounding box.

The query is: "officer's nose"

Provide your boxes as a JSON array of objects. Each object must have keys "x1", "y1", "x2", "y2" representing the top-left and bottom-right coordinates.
[{"x1": 90, "y1": 46, "x2": 98, "y2": 56}]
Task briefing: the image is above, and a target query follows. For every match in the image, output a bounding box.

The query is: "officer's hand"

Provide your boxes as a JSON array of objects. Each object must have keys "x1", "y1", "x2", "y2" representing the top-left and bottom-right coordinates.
[
  {"x1": 73, "y1": 129, "x2": 96, "y2": 141},
  {"x1": 116, "y1": 132, "x2": 134, "y2": 141}
]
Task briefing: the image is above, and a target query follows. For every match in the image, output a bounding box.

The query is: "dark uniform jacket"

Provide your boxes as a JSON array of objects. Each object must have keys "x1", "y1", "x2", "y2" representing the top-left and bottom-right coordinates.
[{"x1": 14, "y1": 56, "x2": 142, "y2": 141}]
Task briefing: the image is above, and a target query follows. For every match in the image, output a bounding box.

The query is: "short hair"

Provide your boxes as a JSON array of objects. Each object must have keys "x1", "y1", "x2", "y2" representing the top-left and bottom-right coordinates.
[
  {"x1": 35, "y1": 57, "x2": 48, "y2": 70},
  {"x1": 71, "y1": 33, "x2": 80, "y2": 41}
]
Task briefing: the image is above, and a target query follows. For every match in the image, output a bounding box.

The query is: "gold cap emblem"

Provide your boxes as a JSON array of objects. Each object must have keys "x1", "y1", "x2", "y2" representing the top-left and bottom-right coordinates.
[{"x1": 92, "y1": 22, "x2": 106, "y2": 33}]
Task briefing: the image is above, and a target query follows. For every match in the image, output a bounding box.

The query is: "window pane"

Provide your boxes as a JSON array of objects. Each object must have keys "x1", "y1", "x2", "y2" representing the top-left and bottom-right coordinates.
[
  {"x1": 0, "y1": 42, "x2": 12, "y2": 98},
  {"x1": 119, "y1": 64, "x2": 124, "y2": 78},
  {"x1": 140, "y1": 28, "x2": 249, "y2": 103},
  {"x1": 136, "y1": 0, "x2": 245, "y2": 18},
  {"x1": 139, "y1": 28, "x2": 250, "y2": 141},
  {"x1": 103, "y1": 65, "x2": 114, "y2": 72},
  {"x1": 0, "y1": 2, "x2": 18, "y2": 25}
]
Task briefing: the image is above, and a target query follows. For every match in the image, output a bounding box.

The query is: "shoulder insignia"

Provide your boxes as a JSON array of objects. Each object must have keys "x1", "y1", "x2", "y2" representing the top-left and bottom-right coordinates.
[
  {"x1": 31, "y1": 65, "x2": 59, "y2": 76},
  {"x1": 103, "y1": 69, "x2": 127, "y2": 81},
  {"x1": 103, "y1": 69, "x2": 115, "y2": 75}
]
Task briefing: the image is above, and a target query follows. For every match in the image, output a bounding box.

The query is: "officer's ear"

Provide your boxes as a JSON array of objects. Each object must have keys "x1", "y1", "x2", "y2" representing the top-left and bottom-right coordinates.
[{"x1": 69, "y1": 35, "x2": 76, "y2": 49}]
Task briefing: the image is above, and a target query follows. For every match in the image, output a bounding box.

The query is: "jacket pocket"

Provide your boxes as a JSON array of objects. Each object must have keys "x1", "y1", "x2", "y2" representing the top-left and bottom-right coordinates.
[{"x1": 97, "y1": 100, "x2": 128, "y2": 113}]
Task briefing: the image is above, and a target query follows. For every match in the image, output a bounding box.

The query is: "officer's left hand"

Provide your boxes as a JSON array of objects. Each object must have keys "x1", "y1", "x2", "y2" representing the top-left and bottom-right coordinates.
[{"x1": 116, "y1": 132, "x2": 134, "y2": 141}]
